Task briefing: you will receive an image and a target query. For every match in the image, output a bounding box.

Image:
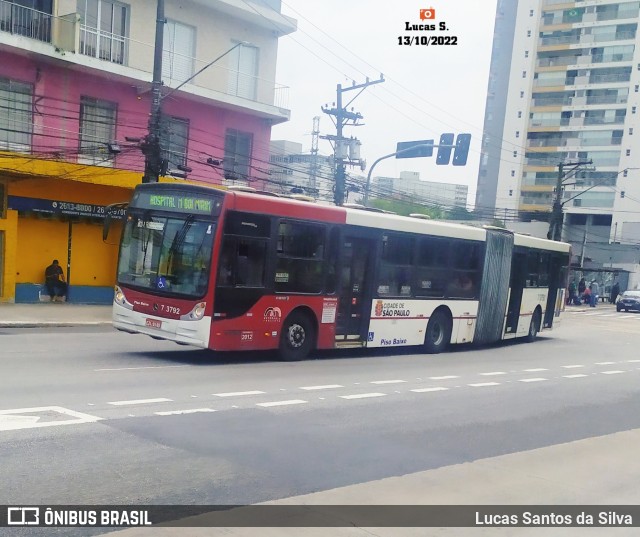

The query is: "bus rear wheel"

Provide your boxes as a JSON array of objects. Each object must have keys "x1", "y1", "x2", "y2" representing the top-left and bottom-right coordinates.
[
  {"x1": 279, "y1": 311, "x2": 315, "y2": 361},
  {"x1": 424, "y1": 310, "x2": 452, "y2": 354},
  {"x1": 526, "y1": 309, "x2": 541, "y2": 343}
]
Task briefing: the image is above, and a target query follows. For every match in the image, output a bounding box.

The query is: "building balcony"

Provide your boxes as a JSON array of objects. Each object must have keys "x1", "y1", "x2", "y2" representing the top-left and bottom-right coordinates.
[{"x1": 0, "y1": 0, "x2": 291, "y2": 122}]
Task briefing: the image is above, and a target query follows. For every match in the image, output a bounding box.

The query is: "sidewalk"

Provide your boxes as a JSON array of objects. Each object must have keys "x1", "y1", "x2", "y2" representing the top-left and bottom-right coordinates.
[
  {"x1": 0, "y1": 301, "x2": 617, "y2": 329},
  {"x1": 0, "y1": 302, "x2": 112, "y2": 327}
]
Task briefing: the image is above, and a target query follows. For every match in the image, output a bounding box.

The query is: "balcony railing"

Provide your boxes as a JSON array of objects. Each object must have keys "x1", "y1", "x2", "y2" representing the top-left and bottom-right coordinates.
[
  {"x1": 0, "y1": 0, "x2": 51, "y2": 42},
  {"x1": 532, "y1": 96, "x2": 573, "y2": 106},
  {"x1": 586, "y1": 95, "x2": 628, "y2": 105},
  {"x1": 79, "y1": 24, "x2": 126, "y2": 65}
]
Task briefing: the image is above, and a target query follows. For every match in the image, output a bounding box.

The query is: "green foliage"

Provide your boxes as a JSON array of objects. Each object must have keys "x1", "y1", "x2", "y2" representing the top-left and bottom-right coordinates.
[
  {"x1": 366, "y1": 198, "x2": 443, "y2": 219},
  {"x1": 445, "y1": 206, "x2": 474, "y2": 220}
]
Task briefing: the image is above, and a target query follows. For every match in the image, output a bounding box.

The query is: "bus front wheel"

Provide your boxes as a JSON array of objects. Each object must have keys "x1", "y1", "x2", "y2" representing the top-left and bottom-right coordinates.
[
  {"x1": 424, "y1": 310, "x2": 452, "y2": 354},
  {"x1": 279, "y1": 311, "x2": 316, "y2": 361},
  {"x1": 526, "y1": 309, "x2": 541, "y2": 343}
]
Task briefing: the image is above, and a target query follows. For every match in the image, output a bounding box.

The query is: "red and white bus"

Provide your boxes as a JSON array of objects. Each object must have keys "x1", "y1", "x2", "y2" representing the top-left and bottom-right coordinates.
[{"x1": 109, "y1": 183, "x2": 571, "y2": 361}]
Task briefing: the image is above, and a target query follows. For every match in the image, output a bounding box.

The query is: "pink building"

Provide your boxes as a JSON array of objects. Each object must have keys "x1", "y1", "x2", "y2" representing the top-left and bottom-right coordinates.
[{"x1": 0, "y1": 0, "x2": 296, "y2": 302}]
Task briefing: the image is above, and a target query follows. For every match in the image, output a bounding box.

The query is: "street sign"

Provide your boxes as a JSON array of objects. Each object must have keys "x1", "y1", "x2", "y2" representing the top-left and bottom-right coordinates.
[
  {"x1": 395, "y1": 140, "x2": 434, "y2": 159},
  {"x1": 452, "y1": 133, "x2": 472, "y2": 166},
  {"x1": 436, "y1": 133, "x2": 455, "y2": 165}
]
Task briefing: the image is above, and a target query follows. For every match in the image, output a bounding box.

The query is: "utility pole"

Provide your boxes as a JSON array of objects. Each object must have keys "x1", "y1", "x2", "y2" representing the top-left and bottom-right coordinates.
[
  {"x1": 309, "y1": 116, "x2": 320, "y2": 195},
  {"x1": 548, "y1": 159, "x2": 592, "y2": 241},
  {"x1": 141, "y1": 0, "x2": 165, "y2": 184},
  {"x1": 322, "y1": 76, "x2": 384, "y2": 205}
]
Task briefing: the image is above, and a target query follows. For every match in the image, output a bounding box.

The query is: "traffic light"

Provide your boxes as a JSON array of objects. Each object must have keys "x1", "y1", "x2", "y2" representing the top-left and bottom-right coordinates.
[
  {"x1": 452, "y1": 133, "x2": 471, "y2": 166},
  {"x1": 436, "y1": 133, "x2": 455, "y2": 165}
]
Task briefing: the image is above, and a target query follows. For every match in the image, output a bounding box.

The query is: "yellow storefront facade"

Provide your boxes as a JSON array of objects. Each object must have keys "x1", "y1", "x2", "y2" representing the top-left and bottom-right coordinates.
[{"x1": 0, "y1": 153, "x2": 180, "y2": 303}]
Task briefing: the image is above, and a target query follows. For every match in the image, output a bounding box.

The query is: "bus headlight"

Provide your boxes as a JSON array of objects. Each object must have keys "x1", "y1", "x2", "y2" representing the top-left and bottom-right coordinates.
[
  {"x1": 114, "y1": 286, "x2": 133, "y2": 309},
  {"x1": 181, "y1": 302, "x2": 206, "y2": 321}
]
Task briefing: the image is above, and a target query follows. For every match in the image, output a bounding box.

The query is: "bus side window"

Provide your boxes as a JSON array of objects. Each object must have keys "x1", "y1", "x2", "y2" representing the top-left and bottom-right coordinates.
[{"x1": 325, "y1": 228, "x2": 339, "y2": 293}]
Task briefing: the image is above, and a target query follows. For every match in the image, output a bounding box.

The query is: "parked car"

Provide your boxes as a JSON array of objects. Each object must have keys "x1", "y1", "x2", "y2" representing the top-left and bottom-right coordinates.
[{"x1": 616, "y1": 290, "x2": 640, "y2": 312}]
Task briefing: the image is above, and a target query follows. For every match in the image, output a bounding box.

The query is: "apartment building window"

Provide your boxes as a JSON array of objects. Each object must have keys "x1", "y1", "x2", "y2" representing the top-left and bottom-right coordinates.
[
  {"x1": 633, "y1": 106, "x2": 637, "y2": 114},
  {"x1": 527, "y1": 30, "x2": 531, "y2": 37},
  {"x1": 0, "y1": 78, "x2": 32, "y2": 152},
  {"x1": 518, "y1": 111, "x2": 522, "y2": 118},
  {"x1": 78, "y1": 96, "x2": 117, "y2": 165},
  {"x1": 522, "y1": 71, "x2": 527, "y2": 78},
  {"x1": 163, "y1": 20, "x2": 195, "y2": 84},
  {"x1": 630, "y1": 128, "x2": 634, "y2": 135},
  {"x1": 160, "y1": 116, "x2": 189, "y2": 169},
  {"x1": 78, "y1": 0, "x2": 128, "y2": 65},
  {"x1": 525, "y1": 51, "x2": 529, "y2": 58},
  {"x1": 520, "y1": 91, "x2": 524, "y2": 98},
  {"x1": 227, "y1": 43, "x2": 258, "y2": 100},
  {"x1": 224, "y1": 129, "x2": 253, "y2": 181},
  {"x1": 626, "y1": 149, "x2": 631, "y2": 156}
]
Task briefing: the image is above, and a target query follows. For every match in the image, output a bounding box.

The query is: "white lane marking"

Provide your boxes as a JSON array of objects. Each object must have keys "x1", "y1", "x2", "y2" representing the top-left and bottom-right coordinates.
[
  {"x1": 0, "y1": 406, "x2": 102, "y2": 432},
  {"x1": 108, "y1": 398, "x2": 172, "y2": 406},
  {"x1": 562, "y1": 365, "x2": 584, "y2": 369},
  {"x1": 95, "y1": 365, "x2": 189, "y2": 372},
  {"x1": 523, "y1": 368, "x2": 548, "y2": 372},
  {"x1": 479, "y1": 372, "x2": 507, "y2": 376},
  {"x1": 596, "y1": 362, "x2": 616, "y2": 365},
  {"x1": 340, "y1": 393, "x2": 386, "y2": 400},
  {"x1": 155, "y1": 408, "x2": 216, "y2": 416},
  {"x1": 429, "y1": 375, "x2": 458, "y2": 380},
  {"x1": 256, "y1": 400, "x2": 307, "y2": 407},
  {"x1": 583, "y1": 313, "x2": 603, "y2": 316},
  {"x1": 619, "y1": 315, "x2": 636, "y2": 319},
  {"x1": 601, "y1": 370, "x2": 625, "y2": 375},
  {"x1": 628, "y1": 359, "x2": 640, "y2": 363},
  {"x1": 212, "y1": 391, "x2": 265, "y2": 397},
  {"x1": 370, "y1": 380, "x2": 407, "y2": 385},
  {"x1": 563, "y1": 374, "x2": 588, "y2": 379},
  {"x1": 300, "y1": 384, "x2": 344, "y2": 391},
  {"x1": 601, "y1": 314, "x2": 619, "y2": 317},
  {"x1": 518, "y1": 378, "x2": 547, "y2": 383},
  {"x1": 468, "y1": 382, "x2": 501, "y2": 387},
  {"x1": 411, "y1": 387, "x2": 448, "y2": 393}
]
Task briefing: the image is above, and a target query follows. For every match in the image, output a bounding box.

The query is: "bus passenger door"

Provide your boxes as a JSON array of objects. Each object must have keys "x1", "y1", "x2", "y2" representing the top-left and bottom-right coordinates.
[
  {"x1": 335, "y1": 237, "x2": 374, "y2": 342},
  {"x1": 505, "y1": 252, "x2": 526, "y2": 334}
]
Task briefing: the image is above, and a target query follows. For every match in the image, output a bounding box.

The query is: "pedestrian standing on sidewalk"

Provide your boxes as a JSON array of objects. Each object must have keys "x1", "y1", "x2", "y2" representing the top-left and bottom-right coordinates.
[
  {"x1": 590, "y1": 280, "x2": 600, "y2": 307},
  {"x1": 611, "y1": 281, "x2": 620, "y2": 304}
]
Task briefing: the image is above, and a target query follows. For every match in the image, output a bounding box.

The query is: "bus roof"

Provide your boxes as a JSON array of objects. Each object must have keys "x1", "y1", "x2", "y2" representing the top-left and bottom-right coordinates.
[{"x1": 133, "y1": 183, "x2": 570, "y2": 253}]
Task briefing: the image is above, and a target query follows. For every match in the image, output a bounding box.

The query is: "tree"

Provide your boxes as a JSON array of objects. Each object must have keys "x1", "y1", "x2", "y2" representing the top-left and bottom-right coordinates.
[{"x1": 364, "y1": 198, "x2": 444, "y2": 219}]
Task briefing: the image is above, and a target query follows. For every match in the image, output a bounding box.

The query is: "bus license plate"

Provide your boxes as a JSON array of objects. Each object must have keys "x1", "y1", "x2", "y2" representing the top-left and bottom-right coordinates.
[{"x1": 146, "y1": 318, "x2": 162, "y2": 329}]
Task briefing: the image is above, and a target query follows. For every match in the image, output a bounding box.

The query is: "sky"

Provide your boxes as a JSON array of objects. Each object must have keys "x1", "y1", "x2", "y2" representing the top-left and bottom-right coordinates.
[{"x1": 270, "y1": 0, "x2": 500, "y2": 206}]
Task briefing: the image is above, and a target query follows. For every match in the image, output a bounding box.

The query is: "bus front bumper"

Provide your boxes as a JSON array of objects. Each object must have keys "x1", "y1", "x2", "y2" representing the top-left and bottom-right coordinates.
[{"x1": 112, "y1": 302, "x2": 211, "y2": 348}]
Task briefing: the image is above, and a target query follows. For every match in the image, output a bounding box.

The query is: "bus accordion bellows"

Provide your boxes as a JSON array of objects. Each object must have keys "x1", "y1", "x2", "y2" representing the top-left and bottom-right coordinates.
[{"x1": 109, "y1": 183, "x2": 571, "y2": 361}]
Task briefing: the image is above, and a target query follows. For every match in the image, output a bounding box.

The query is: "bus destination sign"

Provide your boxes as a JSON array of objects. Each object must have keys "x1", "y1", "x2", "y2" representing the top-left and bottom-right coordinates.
[{"x1": 133, "y1": 191, "x2": 221, "y2": 217}]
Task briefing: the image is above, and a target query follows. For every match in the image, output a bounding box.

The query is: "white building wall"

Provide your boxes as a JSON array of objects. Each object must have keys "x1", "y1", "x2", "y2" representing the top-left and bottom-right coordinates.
[{"x1": 494, "y1": 0, "x2": 540, "y2": 214}]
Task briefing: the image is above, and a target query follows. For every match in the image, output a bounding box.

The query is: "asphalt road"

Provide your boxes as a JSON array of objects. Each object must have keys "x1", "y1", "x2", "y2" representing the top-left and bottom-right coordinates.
[{"x1": 1, "y1": 306, "x2": 640, "y2": 536}]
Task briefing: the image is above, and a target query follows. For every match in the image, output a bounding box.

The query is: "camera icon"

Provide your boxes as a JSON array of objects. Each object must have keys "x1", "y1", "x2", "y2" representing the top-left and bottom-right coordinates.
[{"x1": 420, "y1": 8, "x2": 436, "y2": 20}]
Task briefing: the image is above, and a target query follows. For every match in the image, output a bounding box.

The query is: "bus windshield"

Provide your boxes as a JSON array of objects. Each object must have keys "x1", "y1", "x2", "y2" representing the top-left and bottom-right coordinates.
[{"x1": 117, "y1": 212, "x2": 215, "y2": 298}]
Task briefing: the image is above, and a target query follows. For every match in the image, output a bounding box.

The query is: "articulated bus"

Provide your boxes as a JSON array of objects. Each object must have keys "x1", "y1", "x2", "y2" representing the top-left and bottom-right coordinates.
[{"x1": 109, "y1": 183, "x2": 571, "y2": 361}]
